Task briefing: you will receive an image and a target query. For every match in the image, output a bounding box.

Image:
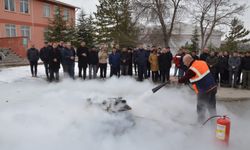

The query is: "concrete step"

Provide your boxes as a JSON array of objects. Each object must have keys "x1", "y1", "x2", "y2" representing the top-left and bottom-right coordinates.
[{"x1": 0, "y1": 48, "x2": 28, "y2": 67}]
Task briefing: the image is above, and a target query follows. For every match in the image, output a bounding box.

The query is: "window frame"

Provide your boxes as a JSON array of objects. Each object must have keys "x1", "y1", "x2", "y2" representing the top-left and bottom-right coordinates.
[
  {"x1": 4, "y1": 0, "x2": 15, "y2": 12},
  {"x1": 20, "y1": 0, "x2": 29, "y2": 14},
  {"x1": 43, "y1": 3, "x2": 51, "y2": 17},
  {"x1": 5, "y1": 24, "x2": 16, "y2": 37},
  {"x1": 20, "y1": 26, "x2": 31, "y2": 40},
  {"x1": 63, "y1": 9, "x2": 70, "y2": 21}
]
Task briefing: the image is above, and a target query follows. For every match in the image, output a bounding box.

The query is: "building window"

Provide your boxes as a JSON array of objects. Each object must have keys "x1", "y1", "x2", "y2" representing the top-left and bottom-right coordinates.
[
  {"x1": 20, "y1": 0, "x2": 29, "y2": 13},
  {"x1": 21, "y1": 26, "x2": 31, "y2": 39},
  {"x1": 4, "y1": 0, "x2": 15, "y2": 11},
  {"x1": 43, "y1": 4, "x2": 50, "y2": 17},
  {"x1": 63, "y1": 9, "x2": 70, "y2": 20},
  {"x1": 5, "y1": 24, "x2": 16, "y2": 37}
]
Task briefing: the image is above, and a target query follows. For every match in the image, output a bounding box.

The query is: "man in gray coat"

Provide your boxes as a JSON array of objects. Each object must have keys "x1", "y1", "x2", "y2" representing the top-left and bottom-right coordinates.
[{"x1": 228, "y1": 51, "x2": 241, "y2": 88}]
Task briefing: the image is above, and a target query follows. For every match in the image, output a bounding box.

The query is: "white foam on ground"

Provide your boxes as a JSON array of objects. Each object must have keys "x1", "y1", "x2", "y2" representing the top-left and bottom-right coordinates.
[{"x1": 0, "y1": 66, "x2": 249, "y2": 150}]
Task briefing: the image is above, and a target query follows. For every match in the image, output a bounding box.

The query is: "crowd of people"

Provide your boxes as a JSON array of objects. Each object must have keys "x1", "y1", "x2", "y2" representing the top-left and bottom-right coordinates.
[
  {"x1": 26, "y1": 41, "x2": 250, "y2": 89},
  {"x1": 173, "y1": 48, "x2": 250, "y2": 89},
  {"x1": 26, "y1": 42, "x2": 173, "y2": 83}
]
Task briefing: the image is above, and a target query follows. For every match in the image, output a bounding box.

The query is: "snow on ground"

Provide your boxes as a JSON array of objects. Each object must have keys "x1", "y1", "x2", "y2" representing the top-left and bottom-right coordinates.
[{"x1": 0, "y1": 65, "x2": 249, "y2": 150}]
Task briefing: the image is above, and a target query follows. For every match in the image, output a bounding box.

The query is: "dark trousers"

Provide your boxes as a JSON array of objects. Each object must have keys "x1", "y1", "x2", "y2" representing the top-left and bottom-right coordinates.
[
  {"x1": 49, "y1": 69, "x2": 59, "y2": 82},
  {"x1": 61, "y1": 63, "x2": 67, "y2": 73},
  {"x1": 128, "y1": 63, "x2": 133, "y2": 76},
  {"x1": 43, "y1": 62, "x2": 49, "y2": 79},
  {"x1": 89, "y1": 64, "x2": 97, "y2": 79},
  {"x1": 134, "y1": 62, "x2": 138, "y2": 75},
  {"x1": 242, "y1": 70, "x2": 250, "y2": 89},
  {"x1": 174, "y1": 66, "x2": 179, "y2": 76},
  {"x1": 229, "y1": 70, "x2": 238, "y2": 87},
  {"x1": 110, "y1": 66, "x2": 120, "y2": 77},
  {"x1": 160, "y1": 68, "x2": 170, "y2": 83},
  {"x1": 210, "y1": 67, "x2": 218, "y2": 83},
  {"x1": 178, "y1": 68, "x2": 185, "y2": 78},
  {"x1": 121, "y1": 65, "x2": 129, "y2": 76},
  {"x1": 99, "y1": 63, "x2": 107, "y2": 78},
  {"x1": 138, "y1": 63, "x2": 147, "y2": 81},
  {"x1": 29, "y1": 61, "x2": 38, "y2": 77},
  {"x1": 147, "y1": 62, "x2": 151, "y2": 78},
  {"x1": 197, "y1": 88, "x2": 217, "y2": 123},
  {"x1": 65, "y1": 64, "x2": 75, "y2": 79},
  {"x1": 221, "y1": 69, "x2": 229, "y2": 85},
  {"x1": 237, "y1": 69, "x2": 242, "y2": 84},
  {"x1": 78, "y1": 66, "x2": 87, "y2": 79},
  {"x1": 166, "y1": 67, "x2": 170, "y2": 81},
  {"x1": 152, "y1": 71, "x2": 158, "y2": 82}
]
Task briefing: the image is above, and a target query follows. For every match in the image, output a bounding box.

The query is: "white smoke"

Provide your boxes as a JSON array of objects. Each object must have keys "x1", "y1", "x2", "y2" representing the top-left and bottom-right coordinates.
[{"x1": 0, "y1": 66, "x2": 249, "y2": 150}]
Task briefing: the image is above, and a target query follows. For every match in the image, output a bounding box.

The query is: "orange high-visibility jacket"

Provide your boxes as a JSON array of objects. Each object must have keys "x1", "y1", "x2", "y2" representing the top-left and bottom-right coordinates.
[{"x1": 189, "y1": 60, "x2": 217, "y2": 94}]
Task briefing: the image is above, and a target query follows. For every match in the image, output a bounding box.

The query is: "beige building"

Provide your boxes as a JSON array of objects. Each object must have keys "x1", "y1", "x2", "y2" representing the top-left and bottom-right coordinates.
[{"x1": 140, "y1": 22, "x2": 224, "y2": 51}]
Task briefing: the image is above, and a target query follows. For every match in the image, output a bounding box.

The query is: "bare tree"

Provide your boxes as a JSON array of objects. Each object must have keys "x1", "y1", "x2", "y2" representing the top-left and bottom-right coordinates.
[
  {"x1": 132, "y1": 0, "x2": 184, "y2": 47},
  {"x1": 192, "y1": 0, "x2": 246, "y2": 51}
]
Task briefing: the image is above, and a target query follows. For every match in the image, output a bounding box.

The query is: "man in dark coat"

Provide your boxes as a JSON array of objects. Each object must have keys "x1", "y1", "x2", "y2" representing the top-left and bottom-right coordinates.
[
  {"x1": 120, "y1": 48, "x2": 130, "y2": 76},
  {"x1": 228, "y1": 51, "x2": 241, "y2": 88},
  {"x1": 242, "y1": 51, "x2": 250, "y2": 89},
  {"x1": 135, "y1": 45, "x2": 148, "y2": 81},
  {"x1": 145, "y1": 47, "x2": 151, "y2": 78},
  {"x1": 49, "y1": 43, "x2": 61, "y2": 82},
  {"x1": 158, "y1": 47, "x2": 173, "y2": 83},
  {"x1": 27, "y1": 44, "x2": 39, "y2": 77},
  {"x1": 206, "y1": 51, "x2": 218, "y2": 82},
  {"x1": 77, "y1": 42, "x2": 89, "y2": 79},
  {"x1": 200, "y1": 48, "x2": 210, "y2": 61},
  {"x1": 40, "y1": 42, "x2": 51, "y2": 80},
  {"x1": 109, "y1": 47, "x2": 121, "y2": 77},
  {"x1": 191, "y1": 51, "x2": 199, "y2": 60},
  {"x1": 62, "y1": 42, "x2": 76, "y2": 79},
  {"x1": 88, "y1": 47, "x2": 99, "y2": 79},
  {"x1": 133, "y1": 48, "x2": 138, "y2": 75},
  {"x1": 217, "y1": 51, "x2": 228, "y2": 86},
  {"x1": 127, "y1": 48, "x2": 133, "y2": 76},
  {"x1": 57, "y1": 41, "x2": 66, "y2": 72},
  {"x1": 222, "y1": 51, "x2": 230, "y2": 86},
  {"x1": 237, "y1": 52, "x2": 245, "y2": 85}
]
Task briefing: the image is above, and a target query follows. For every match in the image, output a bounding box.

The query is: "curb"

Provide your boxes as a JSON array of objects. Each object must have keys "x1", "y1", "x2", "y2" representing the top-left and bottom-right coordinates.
[{"x1": 217, "y1": 97, "x2": 250, "y2": 102}]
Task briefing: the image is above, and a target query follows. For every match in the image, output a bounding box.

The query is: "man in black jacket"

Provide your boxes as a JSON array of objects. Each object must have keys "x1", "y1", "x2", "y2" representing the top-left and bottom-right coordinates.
[
  {"x1": 40, "y1": 42, "x2": 51, "y2": 80},
  {"x1": 217, "y1": 52, "x2": 228, "y2": 86},
  {"x1": 158, "y1": 47, "x2": 173, "y2": 83},
  {"x1": 133, "y1": 48, "x2": 138, "y2": 75},
  {"x1": 88, "y1": 47, "x2": 99, "y2": 79},
  {"x1": 120, "y1": 48, "x2": 130, "y2": 76},
  {"x1": 77, "y1": 42, "x2": 89, "y2": 79},
  {"x1": 49, "y1": 43, "x2": 61, "y2": 82},
  {"x1": 146, "y1": 47, "x2": 151, "y2": 78},
  {"x1": 27, "y1": 44, "x2": 39, "y2": 77},
  {"x1": 135, "y1": 45, "x2": 148, "y2": 81},
  {"x1": 62, "y1": 42, "x2": 76, "y2": 79},
  {"x1": 242, "y1": 51, "x2": 250, "y2": 89},
  {"x1": 200, "y1": 48, "x2": 210, "y2": 61},
  {"x1": 127, "y1": 48, "x2": 133, "y2": 76}
]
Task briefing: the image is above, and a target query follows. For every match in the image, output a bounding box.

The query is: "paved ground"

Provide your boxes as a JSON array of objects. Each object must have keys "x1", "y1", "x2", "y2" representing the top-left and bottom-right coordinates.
[
  {"x1": 217, "y1": 87, "x2": 250, "y2": 101},
  {"x1": 170, "y1": 76, "x2": 250, "y2": 102}
]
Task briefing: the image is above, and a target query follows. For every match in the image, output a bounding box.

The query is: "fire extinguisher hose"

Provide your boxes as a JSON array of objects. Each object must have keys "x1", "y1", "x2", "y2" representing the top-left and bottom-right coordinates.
[{"x1": 202, "y1": 115, "x2": 229, "y2": 126}]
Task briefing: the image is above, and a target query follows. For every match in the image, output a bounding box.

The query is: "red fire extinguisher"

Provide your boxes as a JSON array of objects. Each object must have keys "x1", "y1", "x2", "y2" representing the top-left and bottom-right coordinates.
[
  {"x1": 203, "y1": 115, "x2": 231, "y2": 145},
  {"x1": 216, "y1": 116, "x2": 231, "y2": 144}
]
